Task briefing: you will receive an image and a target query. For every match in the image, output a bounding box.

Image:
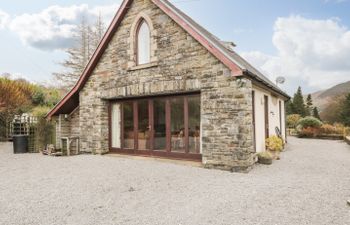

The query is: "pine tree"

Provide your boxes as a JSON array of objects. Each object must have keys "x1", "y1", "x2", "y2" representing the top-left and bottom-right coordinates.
[
  {"x1": 313, "y1": 107, "x2": 321, "y2": 120},
  {"x1": 285, "y1": 100, "x2": 294, "y2": 115},
  {"x1": 305, "y1": 94, "x2": 313, "y2": 116},
  {"x1": 340, "y1": 93, "x2": 350, "y2": 126},
  {"x1": 292, "y1": 86, "x2": 306, "y2": 117}
]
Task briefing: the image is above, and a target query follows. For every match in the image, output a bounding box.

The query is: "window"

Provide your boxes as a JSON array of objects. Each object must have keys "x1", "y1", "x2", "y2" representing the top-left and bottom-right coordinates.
[{"x1": 136, "y1": 20, "x2": 151, "y2": 65}]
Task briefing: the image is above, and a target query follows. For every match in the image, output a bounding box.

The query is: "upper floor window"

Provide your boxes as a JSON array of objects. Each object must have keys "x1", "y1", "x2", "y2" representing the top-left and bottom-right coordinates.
[{"x1": 136, "y1": 20, "x2": 151, "y2": 65}]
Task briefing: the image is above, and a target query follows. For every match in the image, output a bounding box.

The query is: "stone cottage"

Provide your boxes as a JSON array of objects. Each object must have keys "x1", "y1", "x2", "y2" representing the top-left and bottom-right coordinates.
[{"x1": 47, "y1": 0, "x2": 290, "y2": 172}]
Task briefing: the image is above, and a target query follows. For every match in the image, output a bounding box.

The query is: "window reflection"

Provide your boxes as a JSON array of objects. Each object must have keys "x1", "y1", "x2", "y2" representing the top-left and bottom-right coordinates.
[
  {"x1": 171, "y1": 97, "x2": 185, "y2": 152},
  {"x1": 154, "y1": 99, "x2": 166, "y2": 150},
  {"x1": 123, "y1": 102, "x2": 134, "y2": 149},
  {"x1": 138, "y1": 100, "x2": 150, "y2": 150},
  {"x1": 188, "y1": 96, "x2": 201, "y2": 153}
]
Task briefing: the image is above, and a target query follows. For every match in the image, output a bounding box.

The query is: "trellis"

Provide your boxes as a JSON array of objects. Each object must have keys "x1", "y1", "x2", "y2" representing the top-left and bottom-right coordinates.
[{"x1": 10, "y1": 114, "x2": 38, "y2": 152}]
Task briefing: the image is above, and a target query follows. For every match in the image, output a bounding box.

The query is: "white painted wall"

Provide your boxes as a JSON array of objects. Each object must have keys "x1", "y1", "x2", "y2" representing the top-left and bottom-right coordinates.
[{"x1": 253, "y1": 85, "x2": 286, "y2": 153}]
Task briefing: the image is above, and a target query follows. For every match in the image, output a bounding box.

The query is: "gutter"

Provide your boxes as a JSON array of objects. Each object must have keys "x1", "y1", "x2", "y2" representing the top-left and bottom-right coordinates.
[{"x1": 243, "y1": 69, "x2": 291, "y2": 100}]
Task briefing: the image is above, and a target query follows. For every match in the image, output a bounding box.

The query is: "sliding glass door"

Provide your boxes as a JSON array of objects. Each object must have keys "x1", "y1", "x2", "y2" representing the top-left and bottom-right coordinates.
[
  {"x1": 153, "y1": 99, "x2": 166, "y2": 151},
  {"x1": 110, "y1": 94, "x2": 201, "y2": 159}
]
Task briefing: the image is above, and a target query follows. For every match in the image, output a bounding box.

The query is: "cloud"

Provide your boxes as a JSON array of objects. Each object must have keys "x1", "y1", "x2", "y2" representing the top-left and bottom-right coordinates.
[
  {"x1": 241, "y1": 15, "x2": 350, "y2": 93},
  {"x1": 324, "y1": 0, "x2": 348, "y2": 3},
  {"x1": 7, "y1": 4, "x2": 119, "y2": 51},
  {"x1": 0, "y1": 9, "x2": 9, "y2": 29}
]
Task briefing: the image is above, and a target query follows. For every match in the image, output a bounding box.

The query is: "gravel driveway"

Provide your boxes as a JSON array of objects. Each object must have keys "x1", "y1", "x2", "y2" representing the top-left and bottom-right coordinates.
[{"x1": 0, "y1": 137, "x2": 350, "y2": 225}]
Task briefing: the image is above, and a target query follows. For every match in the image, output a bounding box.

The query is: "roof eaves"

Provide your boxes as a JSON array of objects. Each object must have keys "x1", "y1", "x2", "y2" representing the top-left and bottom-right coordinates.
[{"x1": 243, "y1": 69, "x2": 290, "y2": 99}]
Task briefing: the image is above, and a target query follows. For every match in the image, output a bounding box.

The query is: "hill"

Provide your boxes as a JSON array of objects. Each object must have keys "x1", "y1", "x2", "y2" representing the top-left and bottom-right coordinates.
[{"x1": 311, "y1": 81, "x2": 350, "y2": 111}]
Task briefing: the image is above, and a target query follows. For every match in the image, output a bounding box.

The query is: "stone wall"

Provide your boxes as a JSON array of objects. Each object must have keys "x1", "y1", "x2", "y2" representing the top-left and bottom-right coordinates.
[
  {"x1": 54, "y1": 115, "x2": 70, "y2": 149},
  {"x1": 54, "y1": 109, "x2": 80, "y2": 154},
  {"x1": 77, "y1": 0, "x2": 255, "y2": 171}
]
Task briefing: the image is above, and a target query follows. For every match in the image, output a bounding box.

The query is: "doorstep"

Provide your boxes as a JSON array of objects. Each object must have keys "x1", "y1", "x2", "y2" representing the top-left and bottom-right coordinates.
[{"x1": 105, "y1": 153, "x2": 203, "y2": 168}]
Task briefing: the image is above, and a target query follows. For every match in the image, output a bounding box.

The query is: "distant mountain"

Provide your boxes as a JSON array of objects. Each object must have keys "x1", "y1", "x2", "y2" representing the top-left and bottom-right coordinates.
[{"x1": 311, "y1": 81, "x2": 350, "y2": 111}]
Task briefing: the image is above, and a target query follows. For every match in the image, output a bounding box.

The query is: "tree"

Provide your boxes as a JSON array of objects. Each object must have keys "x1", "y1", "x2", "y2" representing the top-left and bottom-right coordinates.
[
  {"x1": 0, "y1": 77, "x2": 33, "y2": 138},
  {"x1": 285, "y1": 100, "x2": 294, "y2": 115},
  {"x1": 305, "y1": 94, "x2": 313, "y2": 116},
  {"x1": 292, "y1": 87, "x2": 306, "y2": 117},
  {"x1": 287, "y1": 114, "x2": 302, "y2": 128},
  {"x1": 340, "y1": 93, "x2": 350, "y2": 126},
  {"x1": 313, "y1": 107, "x2": 321, "y2": 120},
  {"x1": 32, "y1": 88, "x2": 46, "y2": 106},
  {"x1": 54, "y1": 15, "x2": 107, "y2": 90},
  {"x1": 92, "y1": 13, "x2": 105, "y2": 50}
]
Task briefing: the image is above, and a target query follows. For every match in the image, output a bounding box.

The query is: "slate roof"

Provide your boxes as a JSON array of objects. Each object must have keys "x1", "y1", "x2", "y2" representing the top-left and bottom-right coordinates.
[{"x1": 47, "y1": 0, "x2": 289, "y2": 118}]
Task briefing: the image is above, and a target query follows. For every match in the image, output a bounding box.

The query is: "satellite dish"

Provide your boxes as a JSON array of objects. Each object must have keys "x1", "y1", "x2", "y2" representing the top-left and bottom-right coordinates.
[{"x1": 276, "y1": 76, "x2": 286, "y2": 85}]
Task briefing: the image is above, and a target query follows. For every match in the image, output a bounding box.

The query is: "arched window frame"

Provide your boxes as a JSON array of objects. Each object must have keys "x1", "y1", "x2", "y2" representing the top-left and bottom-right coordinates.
[
  {"x1": 135, "y1": 19, "x2": 151, "y2": 65},
  {"x1": 129, "y1": 13, "x2": 158, "y2": 68}
]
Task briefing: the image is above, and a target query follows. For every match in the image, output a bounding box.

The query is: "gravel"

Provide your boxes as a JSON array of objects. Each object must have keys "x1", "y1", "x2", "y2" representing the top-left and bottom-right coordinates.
[{"x1": 0, "y1": 137, "x2": 350, "y2": 225}]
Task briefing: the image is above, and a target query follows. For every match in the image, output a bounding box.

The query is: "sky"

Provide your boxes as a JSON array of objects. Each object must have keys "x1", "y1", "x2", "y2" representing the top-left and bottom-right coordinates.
[{"x1": 0, "y1": 0, "x2": 350, "y2": 95}]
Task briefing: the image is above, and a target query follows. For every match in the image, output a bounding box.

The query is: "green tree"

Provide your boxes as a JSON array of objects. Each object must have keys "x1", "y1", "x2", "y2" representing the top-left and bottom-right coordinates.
[
  {"x1": 340, "y1": 93, "x2": 350, "y2": 126},
  {"x1": 292, "y1": 86, "x2": 306, "y2": 117},
  {"x1": 312, "y1": 107, "x2": 321, "y2": 120},
  {"x1": 285, "y1": 100, "x2": 294, "y2": 115},
  {"x1": 305, "y1": 94, "x2": 313, "y2": 116},
  {"x1": 32, "y1": 88, "x2": 46, "y2": 106}
]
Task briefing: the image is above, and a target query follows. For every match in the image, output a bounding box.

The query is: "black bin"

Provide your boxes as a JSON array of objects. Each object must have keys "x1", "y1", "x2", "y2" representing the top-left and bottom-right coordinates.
[{"x1": 13, "y1": 135, "x2": 29, "y2": 154}]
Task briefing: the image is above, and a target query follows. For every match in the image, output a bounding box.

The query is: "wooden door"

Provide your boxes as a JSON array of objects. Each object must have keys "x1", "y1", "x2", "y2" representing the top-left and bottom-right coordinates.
[
  {"x1": 264, "y1": 95, "x2": 269, "y2": 139},
  {"x1": 252, "y1": 91, "x2": 256, "y2": 152}
]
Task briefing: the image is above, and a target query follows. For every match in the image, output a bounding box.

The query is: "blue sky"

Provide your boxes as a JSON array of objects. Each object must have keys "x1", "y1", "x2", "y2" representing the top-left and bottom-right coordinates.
[{"x1": 0, "y1": 0, "x2": 350, "y2": 94}]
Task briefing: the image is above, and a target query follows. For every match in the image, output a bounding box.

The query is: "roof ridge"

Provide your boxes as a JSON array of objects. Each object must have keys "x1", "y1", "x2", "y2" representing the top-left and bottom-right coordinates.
[{"x1": 47, "y1": 0, "x2": 289, "y2": 118}]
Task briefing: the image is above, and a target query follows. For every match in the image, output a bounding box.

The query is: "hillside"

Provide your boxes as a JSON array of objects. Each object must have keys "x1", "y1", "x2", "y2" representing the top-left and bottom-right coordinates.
[{"x1": 311, "y1": 81, "x2": 350, "y2": 110}]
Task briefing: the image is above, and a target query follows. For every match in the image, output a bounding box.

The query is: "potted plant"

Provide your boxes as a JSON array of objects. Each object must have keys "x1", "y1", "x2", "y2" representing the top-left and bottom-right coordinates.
[
  {"x1": 257, "y1": 151, "x2": 273, "y2": 165},
  {"x1": 265, "y1": 135, "x2": 283, "y2": 159}
]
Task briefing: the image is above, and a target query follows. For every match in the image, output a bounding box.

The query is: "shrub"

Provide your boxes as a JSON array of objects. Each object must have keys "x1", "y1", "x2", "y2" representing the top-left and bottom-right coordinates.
[
  {"x1": 334, "y1": 123, "x2": 346, "y2": 134},
  {"x1": 320, "y1": 124, "x2": 344, "y2": 135},
  {"x1": 320, "y1": 124, "x2": 337, "y2": 134},
  {"x1": 265, "y1": 135, "x2": 283, "y2": 152},
  {"x1": 297, "y1": 116, "x2": 323, "y2": 129},
  {"x1": 298, "y1": 127, "x2": 320, "y2": 138},
  {"x1": 287, "y1": 114, "x2": 302, "y2": 128},
  {"x1": 344, "y1": 127, "x2": 350, "y2": 137}
]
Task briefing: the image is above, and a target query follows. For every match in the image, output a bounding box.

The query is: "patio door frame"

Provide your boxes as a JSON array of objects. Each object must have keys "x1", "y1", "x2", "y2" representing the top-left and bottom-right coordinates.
[{"x1": 108, "y1": 92, "x2": 202, "y2": 161}]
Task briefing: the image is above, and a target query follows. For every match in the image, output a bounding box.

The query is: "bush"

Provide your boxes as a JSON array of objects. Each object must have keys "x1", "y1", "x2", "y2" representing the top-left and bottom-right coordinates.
[
  {"x1": 297, "y1": 116, "x2": 323, "y2": 129},
  {"x1": 34, "y1": 118, "x2": 55, "y2": 151},
  {"x1": 344, "y1": 127, "x2": 350, "y2": 137},
  {"x1": 319, "y1": 124, "x2": 344, "y2": 135},
  {"x1": 298, "y1": 127, "x2": 320, "y2": 138},
  {"x1": 266, "y1": 135, "x2": 283, "y2": 152},
  {"x1": 320, "y1": 124, "x2": 336, "y2": 134},
  {"x1": 287, "y1": 114, "x2": 302, "y2": 128}
]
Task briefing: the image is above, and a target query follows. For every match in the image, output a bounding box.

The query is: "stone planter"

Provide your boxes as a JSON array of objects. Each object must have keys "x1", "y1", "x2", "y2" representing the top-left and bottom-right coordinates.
[{"x1": 258, "y1": 157, "x2": 272, "y2": 165}]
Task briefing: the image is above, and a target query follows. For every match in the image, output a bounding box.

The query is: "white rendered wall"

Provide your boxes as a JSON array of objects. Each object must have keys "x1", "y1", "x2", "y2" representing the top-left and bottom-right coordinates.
[{"x1": 253, "y1": 85, "x2": 286, "y2": 153}]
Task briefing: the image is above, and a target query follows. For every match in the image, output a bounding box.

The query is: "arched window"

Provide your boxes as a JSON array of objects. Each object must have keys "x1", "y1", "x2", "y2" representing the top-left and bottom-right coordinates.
[{"x1": 136, "y1": 20, "x2": 151, "y2": 65}]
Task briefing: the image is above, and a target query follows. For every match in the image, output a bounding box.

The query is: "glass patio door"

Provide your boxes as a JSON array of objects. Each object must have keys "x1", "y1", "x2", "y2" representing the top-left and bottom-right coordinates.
[{"x1": 110, "y1": 94, "x2": 201, "y2": 160}]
